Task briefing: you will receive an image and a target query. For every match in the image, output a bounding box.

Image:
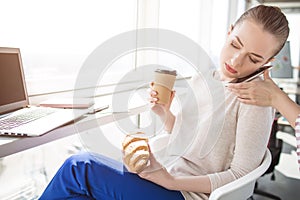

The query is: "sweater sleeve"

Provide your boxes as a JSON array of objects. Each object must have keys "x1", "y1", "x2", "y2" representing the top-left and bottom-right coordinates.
[
  {"x1": 295, "y1": 114, "x2": 300, "y2": 171},
  {"x1": 208, "y1": 103, "x2": 274, "y2": 191}
]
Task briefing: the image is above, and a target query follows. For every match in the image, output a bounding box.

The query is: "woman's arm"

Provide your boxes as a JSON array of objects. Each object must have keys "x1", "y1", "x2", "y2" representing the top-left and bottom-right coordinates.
[
  {"x1": 208, "y1": 103, "x2": 274, "y2": 191},
  {"x1": 170, "y1": 175, "x2": 211, "y2": 193},
  {"x1": 271, "y1": 88, "x2": 300, "y2": 128},
  {"x1": 139, "y1": 152, "x2": 212, "y2": 193},
  {"x1": 161, "y1": 110, "x2": 176, "y2": 133}
]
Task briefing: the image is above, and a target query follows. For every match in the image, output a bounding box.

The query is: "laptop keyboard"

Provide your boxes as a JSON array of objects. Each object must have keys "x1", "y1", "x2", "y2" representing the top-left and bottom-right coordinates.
[{"x1": 0, "y1": 108, "x2": 56, "y2": 130}]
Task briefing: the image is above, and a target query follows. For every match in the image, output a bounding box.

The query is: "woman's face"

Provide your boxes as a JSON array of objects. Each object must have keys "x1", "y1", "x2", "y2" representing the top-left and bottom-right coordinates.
[{"x1": 220, "y1": 19, "x2": 279, "y2": 81}]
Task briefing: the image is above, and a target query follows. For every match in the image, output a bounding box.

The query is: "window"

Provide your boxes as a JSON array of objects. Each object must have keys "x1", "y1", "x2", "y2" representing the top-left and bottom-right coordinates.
[
  {"x1": 157, "y1": 0, "x2": 232, "y2": 75},
  {"x1": 0, "y1": 0, "x2": 137, "y2": 96},
  {"x1": 0, "y1": 0, "x2": 240, "y2": 98}
]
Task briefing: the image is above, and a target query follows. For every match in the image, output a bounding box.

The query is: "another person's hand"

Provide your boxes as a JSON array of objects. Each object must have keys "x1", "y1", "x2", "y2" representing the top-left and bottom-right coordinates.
[{"x1": 227, "y1": 70, "x2": 282, "y2": 107}]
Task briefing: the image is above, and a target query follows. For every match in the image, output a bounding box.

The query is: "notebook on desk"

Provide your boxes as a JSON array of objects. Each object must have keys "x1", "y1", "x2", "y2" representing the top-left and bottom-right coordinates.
[{"x1": 0, "y1": 47, "x2": 87, "y2": 137}]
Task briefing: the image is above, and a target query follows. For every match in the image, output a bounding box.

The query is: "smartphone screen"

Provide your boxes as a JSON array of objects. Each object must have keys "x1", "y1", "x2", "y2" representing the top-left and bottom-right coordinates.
[{"x1": 229, "y1": 65, "x2": 272, "y2": 83}]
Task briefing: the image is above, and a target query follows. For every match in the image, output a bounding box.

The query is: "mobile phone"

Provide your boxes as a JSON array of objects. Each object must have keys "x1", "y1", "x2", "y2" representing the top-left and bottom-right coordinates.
[{"x1": 229, "y1": 65, "x2": 272, "y2": 83}]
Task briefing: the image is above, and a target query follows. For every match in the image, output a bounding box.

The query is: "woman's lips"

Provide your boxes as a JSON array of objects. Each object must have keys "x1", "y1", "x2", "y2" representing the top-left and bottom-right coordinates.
[{"x1": 225, "y1": 63, "x2": 237, "y2": 74}]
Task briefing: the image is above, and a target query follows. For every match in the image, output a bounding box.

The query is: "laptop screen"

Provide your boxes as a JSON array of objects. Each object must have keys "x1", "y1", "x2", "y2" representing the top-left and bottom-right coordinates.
[{"x1": 0, "y1": 47, "x2": 28, "y2": 114}]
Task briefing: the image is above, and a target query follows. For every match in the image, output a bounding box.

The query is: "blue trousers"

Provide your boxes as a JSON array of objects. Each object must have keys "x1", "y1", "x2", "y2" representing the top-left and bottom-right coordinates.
[{"x1": 39, "y1": 152, "x2": 184, "y2": 200}]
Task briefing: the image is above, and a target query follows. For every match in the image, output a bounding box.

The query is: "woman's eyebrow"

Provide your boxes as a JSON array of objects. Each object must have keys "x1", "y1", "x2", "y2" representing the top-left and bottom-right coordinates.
[
  {"x1": 235, "y1": 36, "x2": 244, "y2": 47},
  {"x1": 250, "y1": 52, "x2": 264, "y2": 59},
  {"x1": 235, "y1": 36, "x2": 264, "y2": 59}
]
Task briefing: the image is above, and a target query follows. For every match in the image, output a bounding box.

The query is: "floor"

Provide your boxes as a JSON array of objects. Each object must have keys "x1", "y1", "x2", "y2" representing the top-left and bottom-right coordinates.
[
  {"x1": 252, "y1": 171, "x2": 300, "y2": 200},
  {"x1": 0, "y1": 128, "x2": 299, "y2": 200},
  {"x1": 251, "y1": 127, "x2": 300, "y2": 200}
]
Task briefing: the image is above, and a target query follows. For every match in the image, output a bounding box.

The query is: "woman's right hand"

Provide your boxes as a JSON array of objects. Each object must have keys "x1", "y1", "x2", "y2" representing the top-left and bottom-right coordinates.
[
  {"x1": 148, "y1": 82, "x2": 176, "y2": 133},
  {"x1": 148, "y1": 82, "x2": 175, "y2": 119}
]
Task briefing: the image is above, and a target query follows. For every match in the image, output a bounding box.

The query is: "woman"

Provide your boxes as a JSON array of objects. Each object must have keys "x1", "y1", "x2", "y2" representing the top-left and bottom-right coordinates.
[{"x1": 39, "y1": 5, "x2": 289, "y2": 200}]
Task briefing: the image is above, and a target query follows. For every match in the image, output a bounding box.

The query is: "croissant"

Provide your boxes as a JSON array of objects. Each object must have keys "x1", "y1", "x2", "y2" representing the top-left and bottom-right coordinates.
[{"x1": 122, "y1": 134, "x2": 150, "y2": 173}]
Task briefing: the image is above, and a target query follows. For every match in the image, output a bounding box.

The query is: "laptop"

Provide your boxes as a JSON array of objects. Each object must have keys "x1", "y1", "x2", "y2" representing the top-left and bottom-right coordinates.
[{"x1": 0, "y1": 47, "x2": 87, "y2": 137}]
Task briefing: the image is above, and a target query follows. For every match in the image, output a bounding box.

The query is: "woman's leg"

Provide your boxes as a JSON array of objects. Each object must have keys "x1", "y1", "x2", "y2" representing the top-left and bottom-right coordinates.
[{"x1": 39, "y1": 152, "x2": 184, "y2": 200}]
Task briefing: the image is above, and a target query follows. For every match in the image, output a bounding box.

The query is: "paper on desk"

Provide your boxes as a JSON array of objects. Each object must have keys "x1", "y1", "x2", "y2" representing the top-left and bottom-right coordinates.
[{"x1": 39, "y1": 98, "x2": 94, "y2": 109}]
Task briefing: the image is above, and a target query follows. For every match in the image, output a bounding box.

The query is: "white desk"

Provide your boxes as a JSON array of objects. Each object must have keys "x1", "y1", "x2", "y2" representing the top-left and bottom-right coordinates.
[
  {"x1": 0, "y1": 83, "x2": 187, "y2": 158},
  {"x1": 0, "y1": 104, "x2": 148, "y2": 158}
]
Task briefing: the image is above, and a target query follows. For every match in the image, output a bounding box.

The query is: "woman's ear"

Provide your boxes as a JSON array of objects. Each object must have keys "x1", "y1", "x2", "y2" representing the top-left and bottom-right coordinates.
[
  {"x1": 227, "y1": 24, "x2": 234, "y2": 35},
  {"x1": 267, "y1": 57, "x2": 275, "y2": 63},
  {"x1": 269, "y1": 57, "x2": 275, "y2": 62}
]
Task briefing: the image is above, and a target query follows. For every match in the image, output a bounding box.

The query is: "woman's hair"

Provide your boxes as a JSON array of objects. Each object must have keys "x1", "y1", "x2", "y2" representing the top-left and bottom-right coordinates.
[{"x1": 234, "y1": 5, "x2": 290, "y2": 58}]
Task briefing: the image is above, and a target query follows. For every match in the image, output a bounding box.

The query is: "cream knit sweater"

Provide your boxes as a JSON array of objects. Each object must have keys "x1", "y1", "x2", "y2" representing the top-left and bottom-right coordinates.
[{"x1": 165, "y1": 73, "x2": 274, "y2": 200}]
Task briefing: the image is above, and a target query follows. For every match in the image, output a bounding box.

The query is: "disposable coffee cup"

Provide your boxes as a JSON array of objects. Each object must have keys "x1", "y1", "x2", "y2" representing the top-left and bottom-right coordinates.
[{"x1": 152, "y1": 69, "x2": 177, "y2": 104}]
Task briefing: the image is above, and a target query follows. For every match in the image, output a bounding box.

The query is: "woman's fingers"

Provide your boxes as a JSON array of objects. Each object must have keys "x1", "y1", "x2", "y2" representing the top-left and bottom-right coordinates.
[
  {"x1": 227, "y1": 82, "x2": 256, "y2": 96},
  {"x1": 147, "y1": 88, "x2": 158, "y2": 98},
  {"x1": 236, "y1": 97, "x2": 257, "y2": 105},
  {"x1": 148, "y1": 150, "x2": 162, "y2": 168},
  {"x1": 149, "y1": 81, "x2": 154, "y2": 87},
  {"x1": 147, "y1": 86, "x2": 159, "y2": 104},
  {"x1": 148, "y1": 97, "x2": 159, "y2": 103},
  {"x1": 227, "y1": 82, "x2": 254, "y2": 90},
  {"x1": 170, "y1": 90, "x2": 176, "y2": 102},
  {"x1": 263, "y1": 69, "x2": 271, "y2": 80}
]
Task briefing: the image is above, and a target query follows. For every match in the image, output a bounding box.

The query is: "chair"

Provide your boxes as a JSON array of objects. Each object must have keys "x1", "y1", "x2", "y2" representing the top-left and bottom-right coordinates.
[
  {"x1": 252, "y1": 117, "x2": 283, "y2": 200},
  {"x1": 149, "y1": 133, "x2": 272, "y2": 200},
  {"x1": 209, "y1": 150, "x2": 271, "y2": 200}
]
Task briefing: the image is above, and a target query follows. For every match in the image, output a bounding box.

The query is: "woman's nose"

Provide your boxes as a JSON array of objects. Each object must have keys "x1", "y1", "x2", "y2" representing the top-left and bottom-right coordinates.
[{"x1": 230, "y1": 53, "x2": 243, "y2": 67}]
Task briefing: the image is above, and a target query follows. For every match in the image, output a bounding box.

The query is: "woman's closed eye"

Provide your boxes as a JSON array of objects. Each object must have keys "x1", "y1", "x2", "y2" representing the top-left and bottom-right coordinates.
[
  {"x1": 249, "y1": 56, "x2": 259, "y2": 64},
  {"x1": 231, "y1": 41, "x2": 240, "y2": 49}
]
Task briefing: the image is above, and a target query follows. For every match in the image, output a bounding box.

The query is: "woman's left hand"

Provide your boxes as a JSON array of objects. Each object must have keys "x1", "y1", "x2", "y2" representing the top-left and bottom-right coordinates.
[
  {"x1": 138, "y1": 152, "x2": 175, "y2": 190},
  {"x1": 227, "y1": 70, "x2": 279, "y2": 107}
]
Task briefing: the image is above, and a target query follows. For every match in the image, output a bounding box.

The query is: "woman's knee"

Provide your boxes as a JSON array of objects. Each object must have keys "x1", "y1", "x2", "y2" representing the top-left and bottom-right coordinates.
[
  {"x1": 62, "y1": 152, "x2": 124, "y2": 175},
  {"x1": 63, "y1": 152, "x2": 95, "y2": 167}
]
